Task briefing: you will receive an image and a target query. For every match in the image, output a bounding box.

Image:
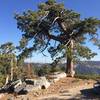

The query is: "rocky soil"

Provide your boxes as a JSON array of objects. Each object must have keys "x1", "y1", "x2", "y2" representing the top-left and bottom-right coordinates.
[{"x1": 0, "y1": 77, "x2": 100, "y2": 100}]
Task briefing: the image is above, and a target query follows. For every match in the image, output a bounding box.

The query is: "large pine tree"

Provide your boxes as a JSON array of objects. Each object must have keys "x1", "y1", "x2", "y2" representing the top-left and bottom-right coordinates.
[{"x1": 15, "y1": 0, "x2": 100, "y2": 77}]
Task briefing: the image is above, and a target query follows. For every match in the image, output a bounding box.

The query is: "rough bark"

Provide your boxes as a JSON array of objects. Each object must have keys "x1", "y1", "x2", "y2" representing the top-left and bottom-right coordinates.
[
  {"x1": 66, "y1": 39, "x2": 75, "y2": 77},
  {"x1": 5, "y1": 75, "x2": 9, "y2": 85},
  {"x1": 27, "y1": 63, "x2": 33, "y2": 78},
  {"x1": 11, "y1": 59, "x2": 14, "y2": 81}
]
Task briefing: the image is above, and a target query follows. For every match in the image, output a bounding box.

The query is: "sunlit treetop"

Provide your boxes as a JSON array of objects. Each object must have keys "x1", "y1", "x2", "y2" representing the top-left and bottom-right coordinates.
[{"x1": 15, "y1": 0, "x2": 100, "y2": 63}]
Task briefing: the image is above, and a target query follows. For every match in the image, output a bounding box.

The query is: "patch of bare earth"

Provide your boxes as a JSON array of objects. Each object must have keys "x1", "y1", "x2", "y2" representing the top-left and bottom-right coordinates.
[{"x1": 1, "y1": 77, "x2": 100, "y2": 100}]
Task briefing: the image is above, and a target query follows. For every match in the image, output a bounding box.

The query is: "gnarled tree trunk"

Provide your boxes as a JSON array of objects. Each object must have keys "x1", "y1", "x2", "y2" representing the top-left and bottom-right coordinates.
[
  {"x1": 5, "y1": 74, "x2": 9, "y2": 85},
  {"x1": 11, "y1": 59, "x2": 14, "y2": 81},
  {"x1": 66, "y1": 39, "x2": 75, "y2": 77}
]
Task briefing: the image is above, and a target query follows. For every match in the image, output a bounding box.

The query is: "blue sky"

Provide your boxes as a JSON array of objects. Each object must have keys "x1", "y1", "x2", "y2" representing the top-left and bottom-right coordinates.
[{"x1": 0, "y1": 0, "x2": 100, "y2": 63}]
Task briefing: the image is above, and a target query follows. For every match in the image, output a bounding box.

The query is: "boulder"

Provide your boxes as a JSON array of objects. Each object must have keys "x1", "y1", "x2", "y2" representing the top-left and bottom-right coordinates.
[
  {"x1": 55, "y1": 72, "x2": 66, "y2": 78},
  {"x1": 48, "y1": 72, "x2": 66, "y2": 83},
  {"x1": 14, "y1": 79, "x2": 23, "y2": 89},
  {"x1": 14, "y1": 82, "x2": 26, "y2": 94},
  {"x1": 24, "y1": 85, "x2": 41, "y2": 92},
  {"x1": 24, "y1": 77, "x2": 50, "y2": 91},
  {"x1": 25, "y1": 79, "x2": 34, "y2": 85},
  {"x1": 34, "y1": 77, "x2": 50, "y2": 89}
]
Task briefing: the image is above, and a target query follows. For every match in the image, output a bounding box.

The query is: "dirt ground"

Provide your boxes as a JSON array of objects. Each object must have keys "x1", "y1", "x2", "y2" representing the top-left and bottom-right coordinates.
[{"x1": 1, "y1": 77, "x2": 100, "y2": 100}]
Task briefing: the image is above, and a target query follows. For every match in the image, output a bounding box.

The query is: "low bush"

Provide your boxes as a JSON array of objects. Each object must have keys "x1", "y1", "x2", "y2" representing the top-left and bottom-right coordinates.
[
  {"x1": 75, "y1": 74, "x2": 100, "y2": 80},
  {"x1": 0, "y1": 74, "x2": 6, "y2": 87}
]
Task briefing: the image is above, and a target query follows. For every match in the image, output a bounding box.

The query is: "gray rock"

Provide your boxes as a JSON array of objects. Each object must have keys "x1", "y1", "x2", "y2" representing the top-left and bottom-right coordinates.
[
  {"x1": 48, "y1": 72, "x2": 66, "y2": 83},
  {"x1": 14, "y1": 82, "x2": 26, "y2": 93},
  {"x1": 24, "y1": 85, "x2": 41, "y2": 92},
  {"x1": 34, "y1": 77, "x2": 50, "y2": 89}
]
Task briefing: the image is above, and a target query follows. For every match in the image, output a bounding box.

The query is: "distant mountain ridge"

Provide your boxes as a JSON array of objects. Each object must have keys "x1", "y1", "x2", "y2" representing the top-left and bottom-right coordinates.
[
  {"x1": 75, "y1": 61, "x2": 100, "y2": 75},
  {"x1": 24, "y1": 61, "x2": 100, "y2": 75}
]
